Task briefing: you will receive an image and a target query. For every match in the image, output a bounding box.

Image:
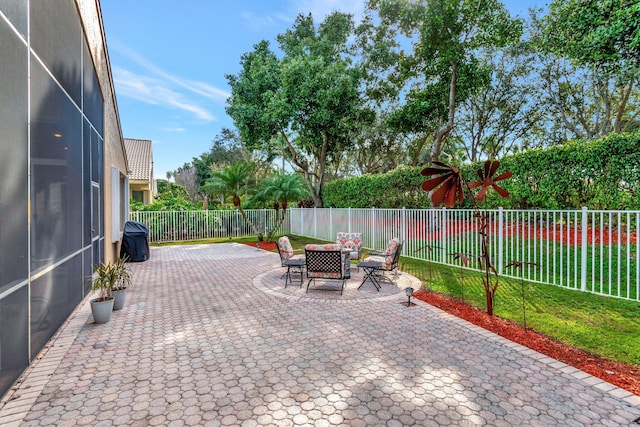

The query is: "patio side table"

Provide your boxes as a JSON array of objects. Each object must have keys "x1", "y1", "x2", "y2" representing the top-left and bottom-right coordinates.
[
  {"x1": 284, "y1": 259, "x2": 305, "y2": 287},
  {"x1": 357, "y1": 261, "x2": 382, "y2": 291}
]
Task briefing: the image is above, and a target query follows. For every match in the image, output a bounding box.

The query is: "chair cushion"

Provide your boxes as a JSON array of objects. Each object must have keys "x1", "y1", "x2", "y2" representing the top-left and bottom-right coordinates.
[
  {"x1": 307, "y1": 270, "x2": 344, "y2": 279},
  {"x1": 364, "y1": 238, "x2": 400, "y2": 270},
  {"x1": 278, "y1": 236, "x2": 295, "y2": 259}
]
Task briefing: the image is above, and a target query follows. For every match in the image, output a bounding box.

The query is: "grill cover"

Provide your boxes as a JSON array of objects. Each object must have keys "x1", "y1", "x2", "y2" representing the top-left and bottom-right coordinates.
[{"x1": 120, "y1": 221, "x2": 149, "y2": 262}]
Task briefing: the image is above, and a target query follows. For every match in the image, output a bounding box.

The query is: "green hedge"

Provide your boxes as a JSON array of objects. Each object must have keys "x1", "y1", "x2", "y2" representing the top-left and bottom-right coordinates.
[
  {"x1": 323, "y1": 165, "x2": 428, "y2": 208},
  {"x1": 323, "y1": 133, "x2": 640, "y2": 209}
]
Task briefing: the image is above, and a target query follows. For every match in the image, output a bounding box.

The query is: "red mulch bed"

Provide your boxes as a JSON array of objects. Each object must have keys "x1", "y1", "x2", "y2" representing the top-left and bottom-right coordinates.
[
  {"x1": 413, "y1": 289, "x2": 640, "y2": 396},
  {"x1": 245, "y1": 241, "x2": 278, "y2": 251}
]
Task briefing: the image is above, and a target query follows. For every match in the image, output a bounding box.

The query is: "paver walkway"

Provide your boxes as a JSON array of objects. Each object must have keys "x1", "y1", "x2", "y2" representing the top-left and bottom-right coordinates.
[{"x1": 1, "y1": 243, "x2": 639, "y2": 426}]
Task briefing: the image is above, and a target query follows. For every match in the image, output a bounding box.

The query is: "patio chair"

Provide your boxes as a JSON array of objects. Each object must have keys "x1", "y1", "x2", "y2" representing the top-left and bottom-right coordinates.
[
  {"x1": 304, "y1": 244, "x2": 348, "y2": 294},
  {"x1": 276, "y1": 236, "x2": 305, "y2": 287},
  {"x1": 363, "y1": 238, "x2": 403, "y2": 284},
  {"x1": 336, "y1": 232, "x2": 362, "y2": 262}
]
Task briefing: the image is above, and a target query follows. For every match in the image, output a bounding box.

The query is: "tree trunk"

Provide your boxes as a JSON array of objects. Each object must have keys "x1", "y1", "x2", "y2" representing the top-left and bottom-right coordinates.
[
  {"x1": 311, "y1": 193, "x2": 323, "y2": 207},
  {"x1": 279, "y1": 128, "x2": 325, "y2": 207},
  {"x1": 430, "y1": 61, "x2": 458, "y2": 164},
  {"x1": 236, "y1": 205, "x2": 260, "y2": 237},
  {"x1": 614, "y1": 81, "x2": 634, "y2": 133}
]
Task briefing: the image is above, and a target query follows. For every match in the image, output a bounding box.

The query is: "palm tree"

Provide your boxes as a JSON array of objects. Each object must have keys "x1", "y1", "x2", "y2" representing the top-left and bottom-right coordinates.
[
  {"x1": 200, "y1": 162, "x2": 260, "y2": 236},
  {"x1": 253, "y1": 172, "x2": 309, "y2": 241}
]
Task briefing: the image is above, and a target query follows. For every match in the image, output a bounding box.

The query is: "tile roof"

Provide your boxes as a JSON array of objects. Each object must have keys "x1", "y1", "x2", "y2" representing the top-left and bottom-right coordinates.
[{"x1": 123, "y1": 138, "x2": 153, "y2": 181}]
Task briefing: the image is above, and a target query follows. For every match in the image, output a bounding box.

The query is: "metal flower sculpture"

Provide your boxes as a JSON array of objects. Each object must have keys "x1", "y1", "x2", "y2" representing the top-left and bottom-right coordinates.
[
  {"x1": 468, "y1": 160, "x2": 513, "y2": 202},
  {"x1": 421, "y1": 159, "x2": 513, "y2": 316},
  {"x1": 420, "y1": 162, "x2": 464, "y2": 207}
]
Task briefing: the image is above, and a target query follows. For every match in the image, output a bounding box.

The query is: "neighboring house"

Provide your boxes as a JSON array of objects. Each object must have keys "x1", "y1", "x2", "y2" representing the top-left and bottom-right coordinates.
[
  {"x1": 124, "y1": 138, "x2": 156, "y2": 205},
  {"x1": 0, "y1": 1, "x2": 128, "y2": 398}
]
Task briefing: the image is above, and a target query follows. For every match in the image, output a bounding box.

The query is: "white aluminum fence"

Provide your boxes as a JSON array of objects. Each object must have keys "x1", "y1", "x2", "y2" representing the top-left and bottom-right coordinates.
[
  {"x1": 289, "y1": 207, "x2": 640, "y2": 302},
  {"x1": 129, "y1": 209, "x2": 287, "y2": 243}
]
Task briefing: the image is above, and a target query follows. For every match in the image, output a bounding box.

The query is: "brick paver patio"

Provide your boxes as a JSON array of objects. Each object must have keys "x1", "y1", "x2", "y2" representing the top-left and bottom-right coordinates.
[{"x1": 1, "y1": 243, "x2": 639, "y2": 426}]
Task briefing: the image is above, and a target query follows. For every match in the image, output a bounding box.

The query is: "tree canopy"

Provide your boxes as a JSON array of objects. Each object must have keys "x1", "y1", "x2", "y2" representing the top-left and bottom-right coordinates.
[
  {"x1": 173, "y1": 0, "x2": 640, "y2": 210},
  {"x1": 360, "y1": 0, "x2": 523, "y2": 163},
  {"x1": 225, "y1": 12, "x2": 369, "y2": 207},
  {"x1": 542, "y1": 0, "x2": 640, "y2": 79}
]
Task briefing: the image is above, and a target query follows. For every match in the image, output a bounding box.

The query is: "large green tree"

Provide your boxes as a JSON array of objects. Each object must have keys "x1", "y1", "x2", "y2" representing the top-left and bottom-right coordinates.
[
  {"x1": 453, "y1": 46, "x2": 542, "y2": 161},
  {"x1": 226, "y1": 12, "x2": 368, "y2": 207},
  {"x1": 360, "y1": 0, "x2": 523, "y2": 163},
  {"x1": 542, "y1": 0, "x2": 639, "y2": 78},
  {"x1": 538, "y1": 1, "x2": 640, "y2": 135}
]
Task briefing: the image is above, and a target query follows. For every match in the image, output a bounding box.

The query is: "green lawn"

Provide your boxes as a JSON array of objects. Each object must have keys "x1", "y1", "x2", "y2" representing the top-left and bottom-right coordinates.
[
  {"x1": 400, "y1": 256, "x2": 640, "y2": 367},
  {"x1": 409, "y1": 236, "x2": 638, "y2": 299}
]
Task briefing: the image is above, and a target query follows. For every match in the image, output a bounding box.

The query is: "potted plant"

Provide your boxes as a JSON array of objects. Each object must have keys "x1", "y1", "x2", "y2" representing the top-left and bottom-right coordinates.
[
  {"x1": 110, "y1": 256, "x2": 131, "y2": 311},
  {"x1": 90, "y1": 257, "x2": 131, "y2": 322},
  {"x1": 91, "y1": 263, "x2": 115, "y2": 323}
]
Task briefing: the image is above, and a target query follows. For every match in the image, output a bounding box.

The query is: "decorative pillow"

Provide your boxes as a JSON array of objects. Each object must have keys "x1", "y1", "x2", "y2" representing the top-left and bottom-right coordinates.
[{"x1": 336, "y1": 232, "x2": 362, "y2": 260}]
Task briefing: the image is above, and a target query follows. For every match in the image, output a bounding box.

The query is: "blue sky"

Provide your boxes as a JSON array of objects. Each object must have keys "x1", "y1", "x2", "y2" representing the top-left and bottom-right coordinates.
[{"x1": 101, "y1": 0, "x2": 542, "y2": 180}]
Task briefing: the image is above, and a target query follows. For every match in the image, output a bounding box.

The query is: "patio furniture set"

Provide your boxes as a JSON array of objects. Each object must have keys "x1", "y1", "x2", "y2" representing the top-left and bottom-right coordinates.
[{"x1": 276, "y1": 234, "x2": 403, "y2": 295}]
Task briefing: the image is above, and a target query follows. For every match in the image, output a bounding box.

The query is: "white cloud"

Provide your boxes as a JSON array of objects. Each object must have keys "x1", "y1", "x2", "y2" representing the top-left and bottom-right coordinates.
[
  {"x1": 108, "y1": 39, "x2": 230, "y2": 123},
  {"x1": 113, "y1": 67, "x2": 216, "y2": 122},
  {"x1": 113, "y1": 42, "x2": 230, "y2": 102},
  {"x1": 161, "y1": 127, "x2": 186, "y2": 132}
]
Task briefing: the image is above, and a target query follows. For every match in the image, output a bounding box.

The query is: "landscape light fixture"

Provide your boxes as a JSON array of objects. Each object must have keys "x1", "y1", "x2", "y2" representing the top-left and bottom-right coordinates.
[{"x1": 404, "y1": 287, "x2": 414, "y2": 307}]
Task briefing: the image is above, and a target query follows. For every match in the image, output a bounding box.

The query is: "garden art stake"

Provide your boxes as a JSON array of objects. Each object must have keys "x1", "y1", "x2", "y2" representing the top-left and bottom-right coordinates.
[{"x1": 421, "y1": 160, "x2": 512, "y2": 316}]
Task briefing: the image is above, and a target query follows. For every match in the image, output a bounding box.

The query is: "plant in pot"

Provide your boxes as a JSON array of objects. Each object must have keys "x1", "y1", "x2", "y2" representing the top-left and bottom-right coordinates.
[
  {"x1": 90, "y1": 257, "x2": 131, "y2": 323},
  {"x1": 110, "y1": 256, "x2": 131, "y2": 311},
  {"x1": 91, "y1": 263, "x2": 115, "y2": 323}
]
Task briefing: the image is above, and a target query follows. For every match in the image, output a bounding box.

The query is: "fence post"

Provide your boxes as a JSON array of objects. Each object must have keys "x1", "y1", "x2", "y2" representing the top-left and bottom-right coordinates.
[
  {"x1": 314, "y1": 207, "x2": 317, "y2": 238},
  {"x1": 637, "y1": 212, "x2": 640, "y2": 301},
  {"x1": 371, "y1": 207, "x2": 376, "y2": 250},
  {"x1": 401, "y1": 207, "x2": 406, "y2": 254},
  {"x1": 348, "y1": 207, "x2": 352, "y2": 233},
  {"x1": 581, "y1": 206, "x2": 588, "y2": 292},
  {"x1": 498, "y1": 207, "x2": 504, "y2": 275},
  {"x1": 329, "y1": 207, "x2": 333, "y2": 239},
  {"x1": 441, "y1": 207, "x2": 447, "y2": 263},
  {"x1": 236, "y1": 210, "x2": 240, "y2": 239}
]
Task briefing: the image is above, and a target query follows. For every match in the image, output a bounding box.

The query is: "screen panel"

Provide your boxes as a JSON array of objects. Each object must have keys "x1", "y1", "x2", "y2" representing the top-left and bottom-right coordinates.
[
  {"x1": 30, "y1": 0, "x2": 82, "y2": 106},
  {"x1": 83, "y1": 120, "x2": 92, "y2": 246},
  {"x1": 30, "y1": 55, "x2": 83, "y2": 271},
  {"x1": 82, "y1": 39, "x2": 104, "y2": 135},
  {"x1": 0, "y1": 13, "x2": 28, "y2": 293},
  {"x1": 0, "y1": 286, "x2": 29, "y2": 395},
  {"x1": 0, "y1": 0, "x2": 27, "y2": 37},
  {"x1": 29, "y1": 254, "x2": 83, "y2": 358}
]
